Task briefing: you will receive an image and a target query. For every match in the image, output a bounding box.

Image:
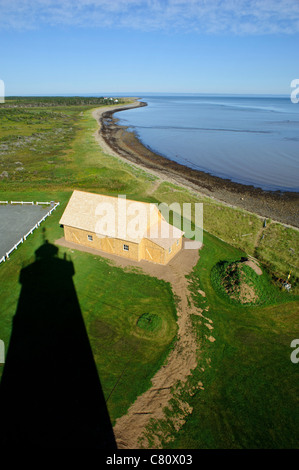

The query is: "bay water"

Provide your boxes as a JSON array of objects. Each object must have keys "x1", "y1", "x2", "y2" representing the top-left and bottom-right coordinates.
[{"x1": 114, "y1": 94, "x2": 299, "y2": 192}]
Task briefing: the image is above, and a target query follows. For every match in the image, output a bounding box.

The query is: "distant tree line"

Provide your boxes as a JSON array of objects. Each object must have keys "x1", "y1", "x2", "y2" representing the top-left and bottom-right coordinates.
[{"x1": 0, "y1": 96, "x2": 124, "y2": 108}]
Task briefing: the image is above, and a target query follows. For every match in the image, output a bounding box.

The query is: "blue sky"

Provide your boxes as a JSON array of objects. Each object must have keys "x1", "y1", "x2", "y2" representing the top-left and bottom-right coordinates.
[{"x1": 0, "y1": 0, "x2": 299, "y2": 95}]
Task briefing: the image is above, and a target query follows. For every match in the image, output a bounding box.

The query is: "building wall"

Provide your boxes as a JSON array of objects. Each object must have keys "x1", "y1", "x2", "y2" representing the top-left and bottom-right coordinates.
[
  {"x1": 64, "y1": 225, "x2": 140, "y2": 261},
  {"x1": 63, "y1": 225, "x2": 183, "y2": 265},
  {"x1": 164, "y1": 236, "x2": 183, "y2": 264},
  {"x1": 140, "y1": 238, "x2": 165, "y2": 264},
  {"x1": 140, "y1": 236, "x2": 183, "y2": 265}
]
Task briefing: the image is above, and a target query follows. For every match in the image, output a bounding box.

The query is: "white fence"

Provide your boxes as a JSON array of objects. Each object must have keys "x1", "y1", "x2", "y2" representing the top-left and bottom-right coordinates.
[
  {"x1": 0, "y1": 201, "x2": 60, "y2": 265},
  {"x1": 0, "y1": 201, "x2": 54, "y2": 206}
]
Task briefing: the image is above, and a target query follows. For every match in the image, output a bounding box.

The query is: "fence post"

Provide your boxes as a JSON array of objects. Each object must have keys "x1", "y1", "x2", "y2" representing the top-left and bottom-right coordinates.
[{"x1": 0, "y1": 340, "x2": 4, "y2": 364}]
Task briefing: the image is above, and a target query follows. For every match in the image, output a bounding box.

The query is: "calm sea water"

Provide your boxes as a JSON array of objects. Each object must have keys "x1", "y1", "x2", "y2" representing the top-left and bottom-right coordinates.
[{"x1": 114, "y1": 95, "x2": 299, "y2": 192}]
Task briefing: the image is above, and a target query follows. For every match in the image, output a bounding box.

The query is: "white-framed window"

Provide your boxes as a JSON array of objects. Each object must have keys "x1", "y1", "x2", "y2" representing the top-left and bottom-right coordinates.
[
  {"x1": 87, "y1": 234, "x2": 93, "y2": 241},
  {"x1": 123, "y1": 244, "x2": 129, "y2": 251},
  {"x1": 176, "y1": 239, "x2": 179, "y2": 246},
  {"x1": 168, "y1": 246, "x2": 172, "y2": 254}
]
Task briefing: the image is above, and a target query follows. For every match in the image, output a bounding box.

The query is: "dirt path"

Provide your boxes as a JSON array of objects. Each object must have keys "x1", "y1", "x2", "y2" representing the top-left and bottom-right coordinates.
[
  {"x1": 92, "y1": 102, "x2": 147, "y2": 164},
  {"x1": 113, "y1": 242, "x2": 202, "y2": 449},
  {"x1": 146, "y1": 179, "x2": 161, "y2": 196},
  {"x1": 253, "y1": 220, "x2": 274, "y2": 254},
  {"x1": 56, "y1": 237, "x2": 206, "y2": 448}
]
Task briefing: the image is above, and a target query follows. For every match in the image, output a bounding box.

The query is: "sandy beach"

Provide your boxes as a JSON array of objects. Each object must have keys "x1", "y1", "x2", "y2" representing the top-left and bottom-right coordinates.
[{"x1": 93, "y1": 100, "x2": 299, "y2": 228}]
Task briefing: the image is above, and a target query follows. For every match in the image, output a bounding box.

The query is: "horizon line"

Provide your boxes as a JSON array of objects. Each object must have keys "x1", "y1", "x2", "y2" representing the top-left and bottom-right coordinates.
[{"x1": 4, "y1": 92, "x2": 291, "y2": 98}]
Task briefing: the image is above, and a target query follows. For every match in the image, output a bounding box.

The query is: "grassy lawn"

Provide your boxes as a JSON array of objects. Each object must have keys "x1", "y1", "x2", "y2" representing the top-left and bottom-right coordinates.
[
  {"x1": 0, "y1": 98, "x2": 298, "y2": 447},
  {"x1": 0, "y1": 204, "x2": 178, "y2": 424},
  {"x1": 72, "y1": 251, "x2": 177, "y2": 422},
  {"x1": 162, "y1": 231, "x2": 299, "y2": 448}
]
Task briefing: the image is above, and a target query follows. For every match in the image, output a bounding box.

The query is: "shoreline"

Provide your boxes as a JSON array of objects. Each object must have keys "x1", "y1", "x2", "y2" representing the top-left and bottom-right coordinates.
[{"x1": 93, "y1": 100, "x2": 299, "y2": 228}]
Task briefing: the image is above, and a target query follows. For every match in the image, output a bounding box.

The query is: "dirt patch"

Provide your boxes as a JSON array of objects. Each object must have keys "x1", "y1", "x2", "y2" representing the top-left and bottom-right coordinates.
[
  {"x1": 239, "y1": 281, "x2": 259, "y2": 304},
  {"x1": 244, "y1": 259, "x2": 262, "y2": 275},
  {"x1": 198, "y1": 289, "x2": 206, "y2": 297},
  {"x1": 55, "y1": 236, "x2": 205, "y2": 449},
  {"x1": 207, "y1": 335, "x2": 216, "y2": 343}
]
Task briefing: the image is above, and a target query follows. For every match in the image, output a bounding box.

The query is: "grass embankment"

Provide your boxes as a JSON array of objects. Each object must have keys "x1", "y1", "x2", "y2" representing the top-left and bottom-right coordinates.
[
  {"x1": 0, "y1": 98, "x2": 298, "y2": 446},
  {"x1": 154, "y1": 183, "x2": 299, "y2": 293}
]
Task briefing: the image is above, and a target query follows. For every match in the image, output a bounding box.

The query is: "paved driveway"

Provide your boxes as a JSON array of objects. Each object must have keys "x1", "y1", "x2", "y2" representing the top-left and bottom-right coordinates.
[{"x1": 0, "y1": 205, "x2": 51, "y2": 258}]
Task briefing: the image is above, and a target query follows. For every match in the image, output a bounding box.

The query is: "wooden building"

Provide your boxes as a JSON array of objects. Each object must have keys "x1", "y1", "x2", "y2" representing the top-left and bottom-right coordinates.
[{"x1": 59, "y1": 190, "x2": 184, "y2": 265}]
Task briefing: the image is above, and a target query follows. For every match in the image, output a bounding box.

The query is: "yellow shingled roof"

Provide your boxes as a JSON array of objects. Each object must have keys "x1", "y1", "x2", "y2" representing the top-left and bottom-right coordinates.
[{"x1": 60, "y1": 190, "x2": 184, "y2": 246}]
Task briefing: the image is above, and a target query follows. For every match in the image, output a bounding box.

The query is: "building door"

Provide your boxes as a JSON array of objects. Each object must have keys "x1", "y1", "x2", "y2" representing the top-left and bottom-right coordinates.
[
  {"x1": 144, "y1": 245, "x2": 164, "y2": 264},
  {"x1": 101, "y1": 237, "x2": 115, "y2": 254}
]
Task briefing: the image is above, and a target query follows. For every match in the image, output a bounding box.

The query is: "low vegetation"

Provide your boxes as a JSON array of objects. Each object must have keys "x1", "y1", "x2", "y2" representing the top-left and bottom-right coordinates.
[
  {"x1": 256, "y1": 223, "x2": 299, "y2": 292},
  {"x1": 211, "y1": 258, "x2": 295, "y2": 306}
]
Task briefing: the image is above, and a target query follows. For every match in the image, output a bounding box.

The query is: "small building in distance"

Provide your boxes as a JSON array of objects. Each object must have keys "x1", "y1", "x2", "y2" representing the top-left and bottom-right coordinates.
[{"x1": 59, "y1": 190, "x2": 184, "y2": 265}]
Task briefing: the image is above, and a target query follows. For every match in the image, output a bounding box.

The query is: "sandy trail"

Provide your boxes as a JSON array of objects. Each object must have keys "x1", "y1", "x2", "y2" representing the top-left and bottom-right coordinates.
[
  {"x1": 92, "y1": 103, "x2": 176, "y2": 187},
  {"x1": 92, "y1": 104, "x2": 137, "y2": 160},
  {"x1": 56, "y1": 237, "x2": 205, "y2": 448},
  {"x1": 113, "y1": 242, "x2": 201, "y2": 449}
]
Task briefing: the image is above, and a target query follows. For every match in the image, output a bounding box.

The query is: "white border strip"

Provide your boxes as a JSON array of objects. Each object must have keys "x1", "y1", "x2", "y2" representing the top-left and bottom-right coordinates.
[{"x1": 0, "y1": 201, "x2": 60, "y2": 264}]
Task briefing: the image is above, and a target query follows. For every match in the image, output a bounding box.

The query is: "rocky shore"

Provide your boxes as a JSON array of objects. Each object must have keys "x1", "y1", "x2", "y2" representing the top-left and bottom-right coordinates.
[{"x1": 94, "y1": 101, "x2": 299, "y2": 228}]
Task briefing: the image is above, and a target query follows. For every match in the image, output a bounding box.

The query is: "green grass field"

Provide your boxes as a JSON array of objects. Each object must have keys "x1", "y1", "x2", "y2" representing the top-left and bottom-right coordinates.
[
  {"x1": 150, "y1": 232, "x2": 299, "y2": 448},
  {"x1": 0, "y1": 97, "x2": 298, "y2": 448},
  {"x1": 0, "y1": 203, "x2": 178, "y2": 424}
]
